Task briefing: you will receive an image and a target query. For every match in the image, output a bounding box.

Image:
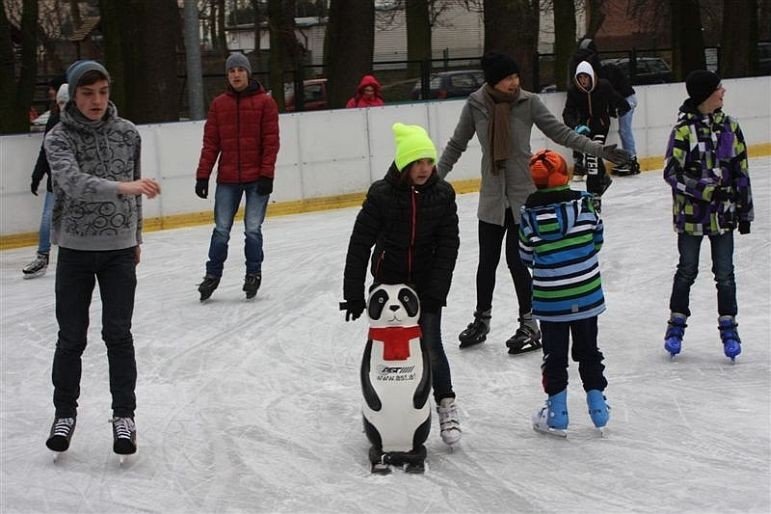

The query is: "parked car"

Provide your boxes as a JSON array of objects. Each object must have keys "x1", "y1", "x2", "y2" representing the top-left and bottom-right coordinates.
[
  {"x1": 410, "y1": 69, "x2": 485, "y2": 100},
  {"x1": 601, "y1": 57, "x2": 674, "y2": 85},
  {"x1": 283, "y1": 78, "x2": 328, "y2": 111}
]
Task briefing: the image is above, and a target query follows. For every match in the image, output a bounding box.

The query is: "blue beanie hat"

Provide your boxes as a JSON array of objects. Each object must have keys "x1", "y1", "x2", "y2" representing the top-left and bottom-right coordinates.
[{"x1": 66, "y1": 60, "x2": 110, "y2": 99}]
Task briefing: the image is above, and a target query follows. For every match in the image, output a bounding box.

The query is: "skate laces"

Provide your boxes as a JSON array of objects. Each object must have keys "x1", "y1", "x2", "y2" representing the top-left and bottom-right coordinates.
[
  {"x1": 111, "y1": 417, "x2": 135, "y2": 439},
  {"x1": 52, "y1": 417, "x2": 75, "y2": 437}
]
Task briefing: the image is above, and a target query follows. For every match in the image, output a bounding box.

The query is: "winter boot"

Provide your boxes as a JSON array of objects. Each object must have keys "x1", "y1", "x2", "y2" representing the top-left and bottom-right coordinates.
[
  {"x1": 22, "y1": 252, "x2": 49, "y2": 279},
  {"x1": 437, "y1": 397, "x2": 461, "y2": 445},
  {"x1": 506, "y1": 313, "x2": 542, "y2": 355},
  {"x1": 45, "y1": 416, "x2": 76, "y2": 453},
  {"x1": 532, "y1": 389, "x2": 568, "y2": 437},
  {"x1": 112, "y1": 417, "x2": 137, "y2": 455},
  {"x1": 198, "y1": 275, "x2": 220, "y2": 301},
  {"x1": 718, "y1": 315, "x2": 742, "y2": 361},
  {"x1": 586, "y1": 389, "x2": 610, "y2": 432},
  {"x1": 243, "y1": 272, "x2": 262, "y2": 299},
  {"x1": 458, "y1": 309, "x2": 491, "y2": 348},
  {"x1": 664, "y1": 312, "x2": 687, "y2": 357}
]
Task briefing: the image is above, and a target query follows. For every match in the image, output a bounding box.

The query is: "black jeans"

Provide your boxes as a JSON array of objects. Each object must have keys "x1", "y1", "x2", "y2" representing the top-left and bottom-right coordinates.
[
  {"x1": 475, "y1": 209, "x2": 532, "y2": 316},
  {"x1": 420, "y1": 310, "x2": 454, "y2": 402},
  {"x1": 540, "y1": 317, "x2": 607, "y2": 396},
  {"x1": 52, "y1": 247, "x2": 138, "y2": 418}
]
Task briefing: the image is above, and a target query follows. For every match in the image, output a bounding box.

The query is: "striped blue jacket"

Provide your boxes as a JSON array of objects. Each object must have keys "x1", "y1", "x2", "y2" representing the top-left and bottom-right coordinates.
[{"x1": 519, "y1": 186, "x2": 605, "y2": 322}]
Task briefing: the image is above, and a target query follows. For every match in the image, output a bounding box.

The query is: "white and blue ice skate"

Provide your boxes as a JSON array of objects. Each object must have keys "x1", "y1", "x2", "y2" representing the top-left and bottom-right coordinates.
[
  {"x1": 586, "y1": 389, "x2": 610, "y2": 436},
  {"x1": 532, "y1": 390, "x2": 568, "y2": 438}
]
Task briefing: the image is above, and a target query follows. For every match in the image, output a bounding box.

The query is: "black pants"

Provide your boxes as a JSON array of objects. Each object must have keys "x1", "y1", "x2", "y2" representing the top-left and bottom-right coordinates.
[
  {"x1": 52, "y1": 247, "x2": 138, "y2": 418},
  {"x1": 540, "y1": 317, "x2": 607, "y2": 396},
  {"x1": 475, "y1": 208, "x2": 532, "y2": 316}
]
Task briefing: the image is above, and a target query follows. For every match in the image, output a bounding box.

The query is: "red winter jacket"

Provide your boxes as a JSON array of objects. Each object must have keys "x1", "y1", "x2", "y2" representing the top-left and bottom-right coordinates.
[
  {"x1": 196, "y1": 81, "x2": 280, "y2": 184},
  {"x1": 345, "y1": 75, "x2": 385, "y2": 108}
]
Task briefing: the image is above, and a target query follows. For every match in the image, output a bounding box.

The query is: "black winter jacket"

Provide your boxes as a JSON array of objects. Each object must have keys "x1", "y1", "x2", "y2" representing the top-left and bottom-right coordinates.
[
  {"x1": 343, "y1": 163, "x2": 460, "y2": 310},
  {"x1": 31, "y1": 112, "x2": 60, "y2": 193},
  {"x1": 563, "y1": 79, "x2": 630, "y2": 134}
]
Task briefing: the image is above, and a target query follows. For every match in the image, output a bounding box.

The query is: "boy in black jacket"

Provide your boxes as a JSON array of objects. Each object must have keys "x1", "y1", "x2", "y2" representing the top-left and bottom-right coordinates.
[{"x1": 563, "y1": 61, "x2": 630, "y2": 211}]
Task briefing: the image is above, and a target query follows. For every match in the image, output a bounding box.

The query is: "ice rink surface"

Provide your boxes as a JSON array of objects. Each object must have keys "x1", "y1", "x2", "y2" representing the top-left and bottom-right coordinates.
[{"x1": 1, "y1": 158, "x2": 769, "y2": 513}]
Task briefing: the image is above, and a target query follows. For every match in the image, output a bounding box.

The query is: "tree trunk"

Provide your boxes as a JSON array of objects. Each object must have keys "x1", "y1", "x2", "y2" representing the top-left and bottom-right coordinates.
[
  {"x1": 216, "y1": 0, "x2": 227, "y2": 57},
  {"x1": 671, "y1": 0, "x2": 706, "y2": 79},
  {"x1": 483, "y1": 0, "x2": 539, "y2": 91},
  {"x1": 406, "y1": 0, "x2": 431, "y2": 77},
  {"x1": 0, "y1": 0, "x2": 38, "y2": 134},
  {"x1": 720, "y1": 0, "x2": 758, "y2": 77},
  {"x1": 324, "y1": 0, "x2": 374, "y2": 109},
  {"x1": 268, "y1": 0, "x2": 286, "y2": 110},
  {"x1": 553, "y1": 0, "x2": 576, "y2": 91},
  {"x1": 585, "y1": 0, "x2": 606, "y2": 38}
]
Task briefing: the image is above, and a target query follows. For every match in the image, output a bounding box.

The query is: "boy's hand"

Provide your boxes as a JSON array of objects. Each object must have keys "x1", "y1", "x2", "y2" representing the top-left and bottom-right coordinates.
[
  {"x1": 119, "y1": 178, "x2": 161, "y2": 198},
  {"x1": 340, "y1": 299, "x2": 365, "y2": 322},
  {"x1": 195, "y1": 179, "x2": 209, "y2": 199}
]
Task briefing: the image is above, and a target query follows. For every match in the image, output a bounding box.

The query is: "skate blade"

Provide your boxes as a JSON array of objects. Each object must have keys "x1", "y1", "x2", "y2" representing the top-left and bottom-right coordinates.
[
  {"x1": 533, "y1": 423, "x2": 568, "y2": 438},
  {"x1": 51, "y1": 451, "x2": 64, "y2": 463}
]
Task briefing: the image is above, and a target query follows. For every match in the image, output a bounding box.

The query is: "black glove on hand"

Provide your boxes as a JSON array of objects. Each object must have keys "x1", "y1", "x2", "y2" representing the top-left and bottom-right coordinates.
[
  {"x1": 712, "y1": 186, "x2": 735, "y2": 202},
  {"x1": 30, "y1": 180, "x2": 40, "y2": 196},
  {"x1": 601, "y1": 144, "x2": 632, "y2": 165},
  {"x1": 421, "y1": 297, "x2": 442, "y2": 314},
  {"x1": 195, "y1": 179, "x2": 208, "y2": 199},
  {"x1": 738, "y1": 221, "x2": 751, "y2": 234},
  {"x1": 340, "y1": 299, "x2": 366, "y2": 322},
  {"x1": 256, "y1": 177, "x2": 273, "y2": 196}
]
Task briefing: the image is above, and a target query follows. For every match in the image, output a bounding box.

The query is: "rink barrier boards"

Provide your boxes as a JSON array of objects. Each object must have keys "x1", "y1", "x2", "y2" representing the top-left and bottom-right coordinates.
[{"x1": 2, "y1": 143, "x2": 769, "y2": 251}]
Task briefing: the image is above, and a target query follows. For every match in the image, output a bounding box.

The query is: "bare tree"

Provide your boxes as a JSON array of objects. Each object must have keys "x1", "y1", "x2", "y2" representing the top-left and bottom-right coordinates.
[
  {"x1": 584, "y1": 0, "x2": 606, "y2": 38},
  {"x1": 267, "y1": 0, "x2": 303, "y2": 110},
  {"x1": 483, "y1": 0, "x2": 539, "y2": 90},
  {"x1": 99, "y1": 0, "x2": 181, "y2": 123},
  {"x1": 553, "y1": 0, "x2": 576, "y2": 91},
  {"x1": 670, "y1": 0, "x2": 706, "y2": 79},
  {"x1": 324, "y1": 0, "x2": 374, "y2": 109},
  {"x1": 0, "y1": 0, "x2": 38, "y2": 134},
  {"x1": 720, "y1": 0, "x2": 758, "y2": 77},
  {"x1": 406, "y1": 0, "x2": 431, "y2": 76}
]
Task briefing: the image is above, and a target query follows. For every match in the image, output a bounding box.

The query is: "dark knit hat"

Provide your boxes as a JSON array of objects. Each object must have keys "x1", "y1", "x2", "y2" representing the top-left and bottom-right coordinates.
[
  {"x1": 226, "y1": 53, "x2": 252, "y2": 75},
  {"x1": 686, "y1": 70, "x2": 721, "y2": 107},
  {"x1": 66, "y1": 60, "x2": 110, "y2": 99},
  {"x1": 481, "y1": 52, "x2": 520, "y2": 86},
  {"x1": 529, "y1": 149, "x2": 569, "y2": 189}
]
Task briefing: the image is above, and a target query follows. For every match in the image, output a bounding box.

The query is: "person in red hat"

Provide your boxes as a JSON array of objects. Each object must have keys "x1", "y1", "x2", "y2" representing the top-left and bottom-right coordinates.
[{"x1": 519, "y1": 149, "x2": 610, "y2": 437}]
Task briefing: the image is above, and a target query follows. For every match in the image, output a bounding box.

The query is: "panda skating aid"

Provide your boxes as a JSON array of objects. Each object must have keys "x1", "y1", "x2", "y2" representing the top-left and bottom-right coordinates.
[{"x1": 356, "y1": 284, "x2": 432, "y2": 474}]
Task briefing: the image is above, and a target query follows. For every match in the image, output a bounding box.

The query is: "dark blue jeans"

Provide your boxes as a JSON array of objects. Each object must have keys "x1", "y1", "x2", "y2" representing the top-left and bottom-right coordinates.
[
  {"x1": 476, "y1": 209, "x2": 532, "y2": 316},
  {"x1": 669, "y1": 232, "x2": 736, "y2": 317},
  {"x1": 206, "y1": 182, "x2": 269, "y2": 277},
  {"x1": 540, "y1": 317, "x2": 607, "y2": 396},
  {"x1": 420, "y1": 310, "x2": 455, "y2": 402},
  {"x1": 52, "y1": 247, "x2": 138, "y2": 418}
]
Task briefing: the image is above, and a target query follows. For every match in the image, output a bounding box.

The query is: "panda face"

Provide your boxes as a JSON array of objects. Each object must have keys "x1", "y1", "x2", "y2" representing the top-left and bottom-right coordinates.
[{"x1": 367, "y1": 284, "x2": 421, "y2": 328}]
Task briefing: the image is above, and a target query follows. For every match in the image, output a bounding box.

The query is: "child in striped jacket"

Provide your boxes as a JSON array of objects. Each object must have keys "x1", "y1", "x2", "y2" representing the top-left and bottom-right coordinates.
[{"x1": 518, "y1": 149, "x2": 610, "y2": 437}]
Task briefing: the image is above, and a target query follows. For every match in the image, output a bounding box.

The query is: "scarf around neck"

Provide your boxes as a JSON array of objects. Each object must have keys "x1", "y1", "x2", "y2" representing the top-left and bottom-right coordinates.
[{"x1": 484, "y1": 84, "x2": 520, "y2": 174}]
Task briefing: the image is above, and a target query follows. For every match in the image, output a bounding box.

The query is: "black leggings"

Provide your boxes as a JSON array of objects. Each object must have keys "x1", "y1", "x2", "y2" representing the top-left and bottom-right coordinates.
[{"x1": 475, "y1": 208, "x2": 532, "y2": 316}]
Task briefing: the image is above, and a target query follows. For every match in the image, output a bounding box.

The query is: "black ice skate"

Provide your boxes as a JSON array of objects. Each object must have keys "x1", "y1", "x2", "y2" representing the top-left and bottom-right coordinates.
[
  {"x1": 111, "y1": 417, "x2": 137, "y2": 462},
  {"x1": 506, "y1": 316, "x2": 542, "y2": 355},
  {"x1": 46, "y1": 416, "x2": 76, "y2": 458},
  {"x1": 243, "y1": 272, "x2": 261, "y2": 299},
  {"x1": 458, "y1": 310, "x2": 491, "y2": 349},
  {"x1": 198, "y1": 275, "x2": 220, "y2": 301},
  {"x1": 22, "y1": 252, "x2": 49, "y2": 279}
]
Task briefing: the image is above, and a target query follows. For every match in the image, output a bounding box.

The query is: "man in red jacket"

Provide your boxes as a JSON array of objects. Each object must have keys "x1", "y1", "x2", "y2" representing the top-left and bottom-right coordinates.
[{"x1": 195, "y1": 53, "x2": 280, "y2": 301}]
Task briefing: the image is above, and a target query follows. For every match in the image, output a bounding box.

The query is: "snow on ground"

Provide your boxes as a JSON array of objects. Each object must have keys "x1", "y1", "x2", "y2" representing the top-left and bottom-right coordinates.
[{"x1": 1, "y1": 158, "x2": 769, "y2": 514}]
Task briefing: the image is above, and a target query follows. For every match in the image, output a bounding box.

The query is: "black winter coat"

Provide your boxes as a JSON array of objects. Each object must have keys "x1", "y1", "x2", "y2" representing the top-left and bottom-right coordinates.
[
  {"x1": 343, "y1": 163, "x2": 460, "y2": 310},
  {"x1": 563, "y1": 79, "x2": 630, "y2": 134},
  {"x1": 31, "y1": 112, "x2": 60, "y2": 193}
]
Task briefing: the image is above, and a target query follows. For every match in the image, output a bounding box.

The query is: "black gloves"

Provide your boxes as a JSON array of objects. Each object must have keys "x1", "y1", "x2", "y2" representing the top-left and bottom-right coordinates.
[
  {"x1": 340, "y1": 299, "x2": 366, "y2": 322},
  {"x1": 738, "y1": 221, "x2": 751, "y2": 234},
  {"x1": 257, "y1": 177, "x2": 273, "y2": 196},
  {"x1": 195, "y1": 179, "x2": 208, "y2": 199},
  {"x1": 421, "y1": 297, "x2": 442, "y2": 314},
  {"x1": 601, "y1": 144, "x2": 632, "y2": 165},
  {"x1": 30, "y1": 180, "x2": 40, "y2": 196},
  {"x1": 712, "y1": 186, "x2": 735, "y2": 203}
]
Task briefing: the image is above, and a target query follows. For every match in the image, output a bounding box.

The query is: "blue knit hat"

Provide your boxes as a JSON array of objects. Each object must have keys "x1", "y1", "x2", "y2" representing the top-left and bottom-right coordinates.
[{"x1": 66, "y1": 60, "x2": 110, "y2": 99}]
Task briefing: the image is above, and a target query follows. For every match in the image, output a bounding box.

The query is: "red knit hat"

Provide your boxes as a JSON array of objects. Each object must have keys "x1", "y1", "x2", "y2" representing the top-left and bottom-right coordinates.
[{"x1": 529, "y1": 149, "x2": 569, "y2": 188}]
